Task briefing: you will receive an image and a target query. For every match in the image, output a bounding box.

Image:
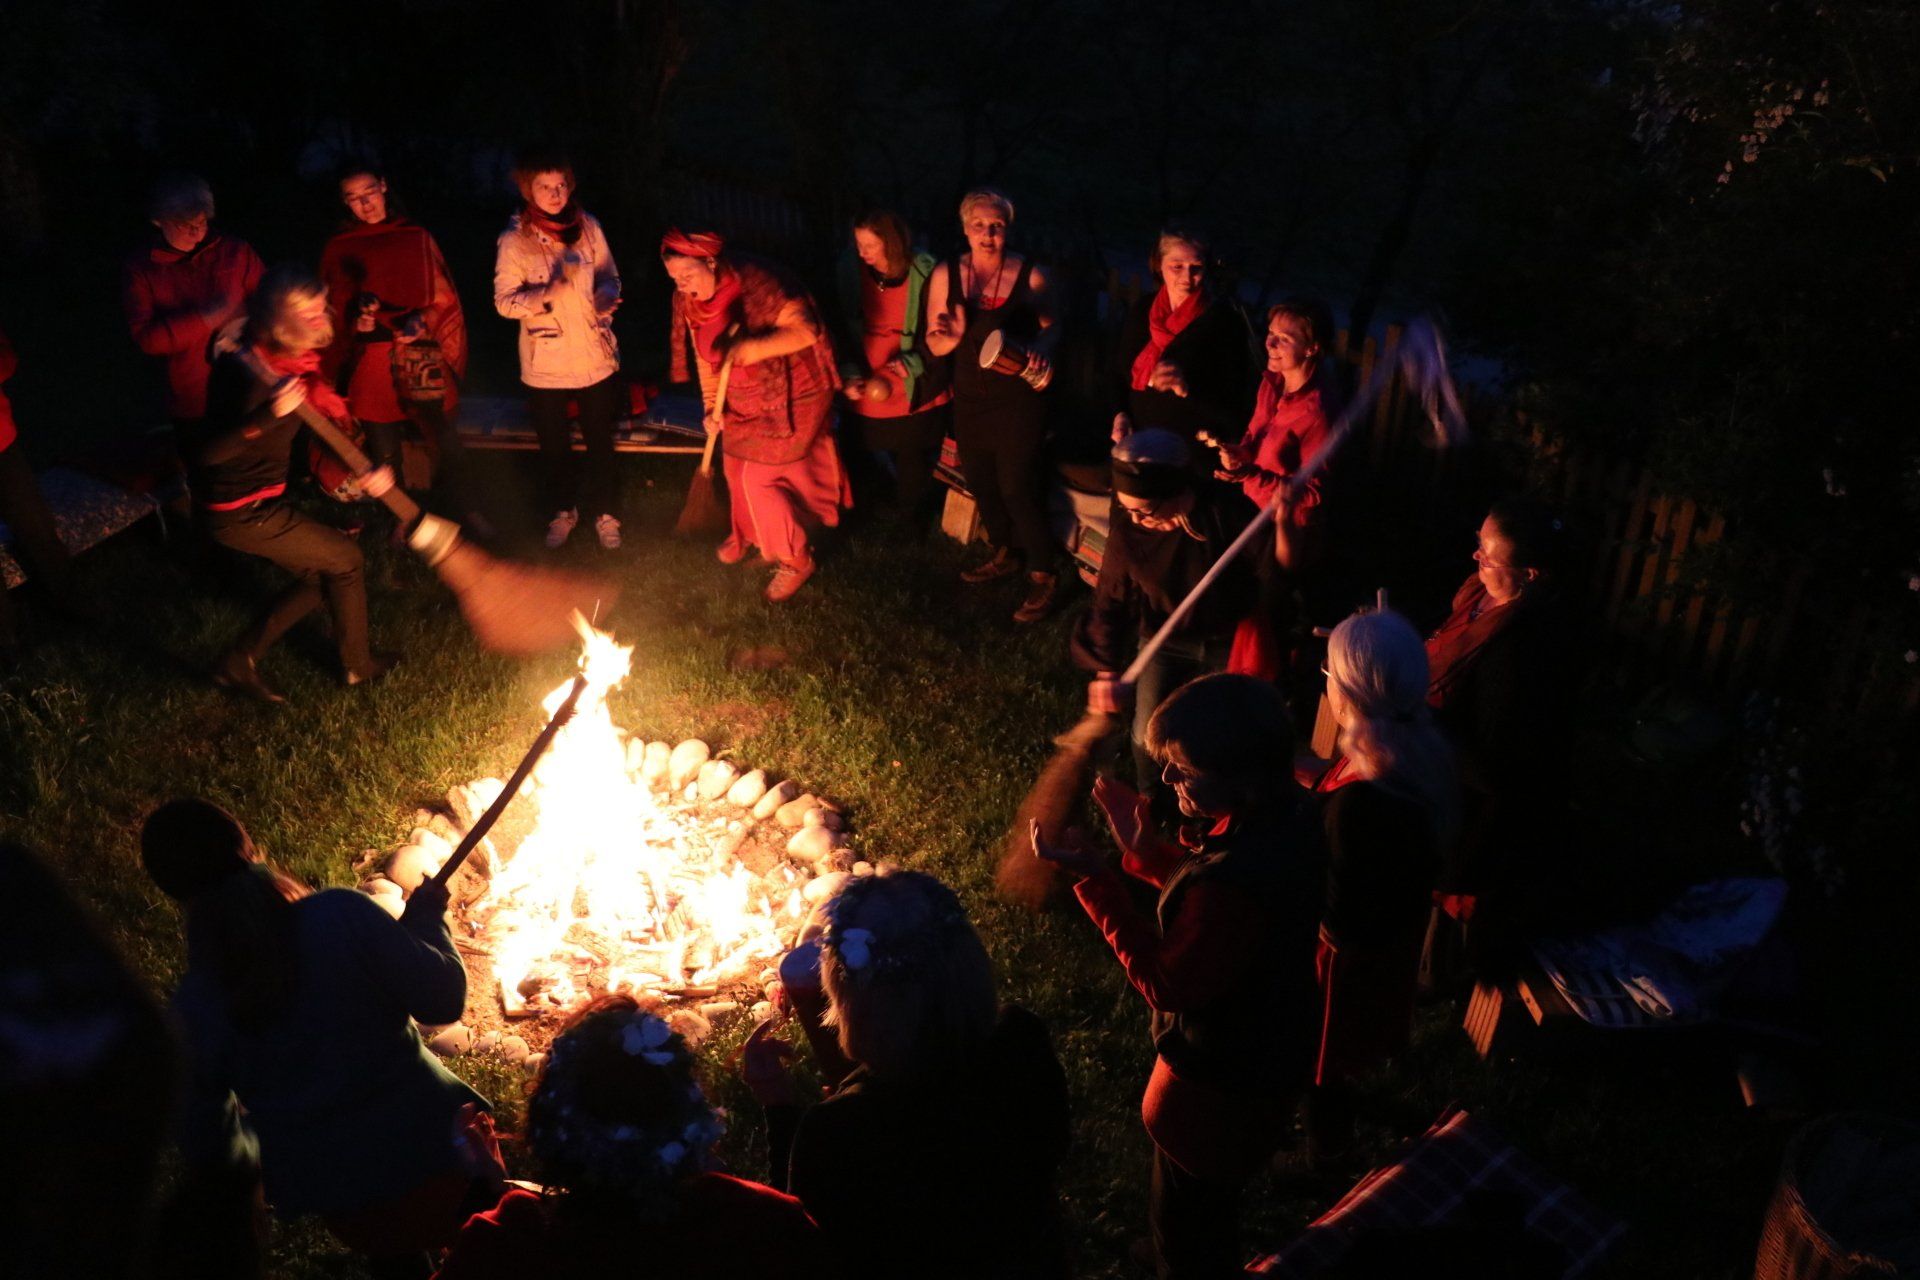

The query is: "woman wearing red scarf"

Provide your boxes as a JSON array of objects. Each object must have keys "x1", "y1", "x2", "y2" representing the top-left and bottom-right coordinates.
[
  {"x1": 193, "y1": 268, "x2": 398, "y2": 702},
  {"x1": 662, "y1": 229, "x2": 848, "y2": 603},
  {"x1": 492, "y1": 153, "x2": 623, "y2": 551},
  {"x1": 1109, "y1": 227, "x2": 1253, "y2": 454}
]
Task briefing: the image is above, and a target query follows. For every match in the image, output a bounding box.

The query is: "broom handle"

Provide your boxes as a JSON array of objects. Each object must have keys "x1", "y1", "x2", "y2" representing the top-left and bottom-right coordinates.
[
  {"x1": 429, "y1": 672, "x2": 589, "y2": 890},
  {"x1": 1118, "y1": 361, "x2": 1396, "y2": 686},
  {"x1": 237, "y1": 350, "x2": 424, "y2": 528},
  {"x1": 700, "y1": 330, "x2": 740, "y2": 477}
]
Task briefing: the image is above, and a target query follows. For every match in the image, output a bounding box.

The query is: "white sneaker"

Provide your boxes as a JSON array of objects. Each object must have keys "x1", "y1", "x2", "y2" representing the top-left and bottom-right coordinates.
[
  {"x1": 544, "y1": 508, "x2": 579, "y2": 549},
  {"x1": 595, "y1": 513, "x2": 622, "y2": 550}
]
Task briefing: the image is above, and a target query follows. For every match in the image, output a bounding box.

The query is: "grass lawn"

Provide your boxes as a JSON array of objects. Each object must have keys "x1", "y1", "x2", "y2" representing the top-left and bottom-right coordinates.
[{"x1": 0, "y1": 453, "x2": 1851, "y2": 1278}]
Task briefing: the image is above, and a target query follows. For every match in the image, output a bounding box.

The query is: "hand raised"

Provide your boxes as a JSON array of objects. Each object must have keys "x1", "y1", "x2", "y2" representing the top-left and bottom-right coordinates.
[{"x1": 1092, "y1": 774, "x2": 1151, "y2": 854}]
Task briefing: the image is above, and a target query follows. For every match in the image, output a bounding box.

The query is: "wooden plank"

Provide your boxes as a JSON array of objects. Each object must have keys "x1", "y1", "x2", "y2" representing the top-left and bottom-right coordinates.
[
  {"x1": 1517, "y1": 973, "x2": 1576, "y2": 1025},
  {"x1": 1591, "y1": 456, "x2": 1637, "y2": 605},
  {"x1": 1606, "y1": 472, "x2": 1655, "y2": 628},
  {"x1": 1310, "y1": 692, "x2": 1339, "y2": 760},
  {"x1": 1651, "y1": 498, "x2": 1698, "y2": 672},
  {"x1": 1463, "y1": 982, "x2": 1505, "y2": 1060},
  {"x1": 1677, "y1": 511, "x2": 1724, "y2": 667}
]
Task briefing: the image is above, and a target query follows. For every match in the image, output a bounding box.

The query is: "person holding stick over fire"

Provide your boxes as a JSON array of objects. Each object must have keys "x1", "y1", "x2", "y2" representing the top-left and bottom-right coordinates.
[
  {"x1": 1032, "y1": 674, "x2": 1322, "y2": 1279},
  {"x1": 662, "y1": 228, "x2": 850, "y2": 603},
  {"x1": 923, "y1": 188, "x2": 1064, "y2": 623},
  {"x1": 193, "y1": 266, "x2": 398, "y2": 703}
]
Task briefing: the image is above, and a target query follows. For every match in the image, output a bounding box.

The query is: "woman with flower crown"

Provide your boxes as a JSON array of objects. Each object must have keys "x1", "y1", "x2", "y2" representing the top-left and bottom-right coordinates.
[
  {"x1": 436, "y1": 994, "x2": 824, "y2": 1279},
  {"x1": 741, "y1": 868, "x2": 1072, "y2": 1277}
]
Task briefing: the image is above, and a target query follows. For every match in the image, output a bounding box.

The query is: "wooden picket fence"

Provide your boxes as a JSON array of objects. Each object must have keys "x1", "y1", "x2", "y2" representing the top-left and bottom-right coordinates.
[{"x1": 658, "y1": 170, "x2": 1918, "y2": 724}]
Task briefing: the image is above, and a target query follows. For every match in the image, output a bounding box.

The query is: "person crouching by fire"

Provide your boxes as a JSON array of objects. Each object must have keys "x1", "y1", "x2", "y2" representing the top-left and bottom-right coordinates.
[
  {"x1": 193, "y1": 267, "x2": 398, "y2": 702},
  {"x1": 662, "y1": 228, "x2": 851, "y2": 603},
  {"x1": 741, "y1": 869, "x2": 1072, "y2": 1277}
]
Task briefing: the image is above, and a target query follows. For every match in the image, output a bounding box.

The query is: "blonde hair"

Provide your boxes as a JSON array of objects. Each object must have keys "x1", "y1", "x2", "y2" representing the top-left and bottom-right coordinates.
[
  {"x1": 957, "y1": 188, "x2": 1015, "y2": 227},
  {"x1": 818, "y1": 869, "x2": 997, "y2": 1080},
  {"x1": 244, "y1": 266, "x2": 330, "y2": 351},
  {"x1": 1325, "y1": 609, "x2": 1458, "y2": 841}
]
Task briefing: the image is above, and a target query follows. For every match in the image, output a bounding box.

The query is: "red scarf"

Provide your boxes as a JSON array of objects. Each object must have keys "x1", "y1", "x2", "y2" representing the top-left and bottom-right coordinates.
[
  {"x1": 255, "y1": 344, "x2": 350, "y2": 421},
  {"x1": 685, "y1": 266, "x2": 744, "y2": 371},
  {"x1": 522, "y1": 201, "x2": 584, "y2": 246},
  {"x1": 1130, "y1": 287, "x2": 1207, "y2": 391}
]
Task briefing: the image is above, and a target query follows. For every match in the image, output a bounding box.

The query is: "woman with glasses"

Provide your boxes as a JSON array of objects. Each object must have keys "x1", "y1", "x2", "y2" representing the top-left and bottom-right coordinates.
[
  {"x1": 1072, "y1": 429, "x2": 1255, "y2": 811},
  {"x1": 1033, "y1": 674, "x2": 1322, "y2": 1279}
]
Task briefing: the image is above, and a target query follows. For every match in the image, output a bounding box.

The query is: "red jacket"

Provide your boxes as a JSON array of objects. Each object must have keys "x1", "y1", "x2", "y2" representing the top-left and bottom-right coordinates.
[
  {"x1": 318, "y1": 217, "x2": 468, "y2": 420},
  {"x1": 122, "y1": 232, "x2": 265, "y2": 421},
  {"x1": 0, "y1": 326, "x2": 17, "y2": 453}
]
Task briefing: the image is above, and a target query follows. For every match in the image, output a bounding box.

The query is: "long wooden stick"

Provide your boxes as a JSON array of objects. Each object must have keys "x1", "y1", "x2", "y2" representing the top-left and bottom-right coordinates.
[
  {"x1": 700, "y1": 329, "x2": 741, "y2": 476},
  {"x1": 429, "y1": 672, "x2": 589, "y2": 890}
]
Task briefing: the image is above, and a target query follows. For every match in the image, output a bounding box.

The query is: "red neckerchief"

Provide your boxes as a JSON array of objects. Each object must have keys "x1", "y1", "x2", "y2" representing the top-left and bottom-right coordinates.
[
  {"x1": 522, "y1": 201, "x2": 584, "y2": 247},
  {"x1": 1424, "y1": 575, "x2": 1523, "y2": 711},
  {"x1": 685, "y1": 265, "x2": 744, "y2": 371},
  {"x1": 254, "y1": 344, "x2": 350, "y2": 421},
  {"x1": 1131, "y1": 287, "x2": 1206, "y2": 391}
]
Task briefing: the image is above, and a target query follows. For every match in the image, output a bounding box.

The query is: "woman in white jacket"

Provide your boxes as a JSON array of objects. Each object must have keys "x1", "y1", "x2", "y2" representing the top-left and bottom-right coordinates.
[{"x1": 493, "y1": 153, "x2": 624, "y2": 550}]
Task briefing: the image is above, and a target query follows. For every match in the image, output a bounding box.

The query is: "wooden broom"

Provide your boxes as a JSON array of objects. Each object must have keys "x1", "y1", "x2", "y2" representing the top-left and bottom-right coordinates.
[
  {"x1": 258, "y1": 358, "x2": 619, "y2": 655},
  {"x1": 994, "y1": 319, "x2": 1470, "y2": 908},
  {"x1": 675, "y1": 332, "x2": 738, "y2": 537}
]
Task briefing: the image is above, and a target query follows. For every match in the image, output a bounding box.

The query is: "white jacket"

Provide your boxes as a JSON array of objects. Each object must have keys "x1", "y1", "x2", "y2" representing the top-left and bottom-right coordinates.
[{"x1": 493, "y1": 210, "x2": 621, "y2": 389}]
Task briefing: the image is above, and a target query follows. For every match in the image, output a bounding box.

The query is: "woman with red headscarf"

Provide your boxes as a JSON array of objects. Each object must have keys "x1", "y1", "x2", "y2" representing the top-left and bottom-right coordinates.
[{"x1": 662, "y1": 229, "x2": 848, "y2": 602}]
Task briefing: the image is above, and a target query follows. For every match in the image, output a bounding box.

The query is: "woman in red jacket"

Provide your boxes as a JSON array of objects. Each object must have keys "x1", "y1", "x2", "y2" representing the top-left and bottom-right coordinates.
[{"x1": 1035, "y1": 673, "x2": 1323, "y2": 1279}]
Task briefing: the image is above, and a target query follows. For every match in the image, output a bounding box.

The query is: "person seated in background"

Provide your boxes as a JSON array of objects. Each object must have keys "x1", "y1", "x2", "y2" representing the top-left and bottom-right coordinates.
[
  {"x1": 1034, "y1": 674, "x2": 1323, "y2": 1280},
  {"x1": 193, "y1": 266, "x2": 398, "y2": 702},
  {"x1": 436, "y1": 994, "x2": 824, "y2": 1280},
  {"x1": 1305, "y1": 607, "x2": 1456, "y2": 1171},
  {"x1": 1073, "y1": 428, "x2": 1255, "y2": 815},
  {"x1": 742, "y1": 869, "x2": 1071, "y2": 1278},
  {"x1": 1108, "y1": 226, "x2": 1253, "y2": 455},
  {"x1": 834, "y1": 208, "x2": 953, "y2": 533},
  {"x1": 662, "y1": 227, "x2": 849, "y2": 602},
  {"x1": 1422, "y1": 497, "x2": 1576, "y2": 977},
  {"x1": 0, "y1": 325, "x2": 104, "y2": 667},
  {"x1": 140, "y1": 799, "x2": 497, "y2": 1280},
  {"x1": 122, "y1": 173, "x2": 265, "y2": 472},
  {"x1": 318, "y1": 163, "x2": 479, "y2": 531}
]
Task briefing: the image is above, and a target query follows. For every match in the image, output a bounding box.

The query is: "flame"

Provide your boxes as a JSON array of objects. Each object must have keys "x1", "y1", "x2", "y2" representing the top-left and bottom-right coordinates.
[{"x1": 471, "y1": 621, "x2": 811, "y2": 1017}]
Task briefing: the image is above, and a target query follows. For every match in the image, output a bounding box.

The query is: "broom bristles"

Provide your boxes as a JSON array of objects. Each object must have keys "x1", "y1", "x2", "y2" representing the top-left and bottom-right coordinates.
[
  {"x1": 433, "y1": 540, "x2": 619, "y2": 654},
  {"x1": 994, "y1": 712, "x2": 1122, "y2": 911},
  {"x1": 674, "y1": 465, "x2": 728, "y2": 537}
]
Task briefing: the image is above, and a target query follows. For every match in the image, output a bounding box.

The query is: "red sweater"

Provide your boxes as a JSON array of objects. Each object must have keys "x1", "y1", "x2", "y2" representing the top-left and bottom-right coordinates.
[
  {"x1": 435, "y1": 1177, "x2": 825, "y2": 1280},
  {"x1": 0, "y1": 327, "x2": 17, "y2": 453},
  {"x1": 122, "y1": 232, "x2": 265, "y2": 420},
  {"x1": 1237, "y1": 367, "x2": 1341, "y2": 530}
]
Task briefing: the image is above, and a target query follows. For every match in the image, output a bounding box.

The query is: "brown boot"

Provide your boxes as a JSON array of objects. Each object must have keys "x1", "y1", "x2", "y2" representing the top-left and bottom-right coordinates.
[
  {"x1": 959, "y1": 546, "x2": 1019, "y2": 584},
  {"x1": 1012, "y1": 570, "x2": 1058, "y2": 623},
  {"x1": 765, "y1": 556, "x2": 816, "y2": 603},
  {"x1": 212, "y1": 651, "x2": 286, "y2": 705}
]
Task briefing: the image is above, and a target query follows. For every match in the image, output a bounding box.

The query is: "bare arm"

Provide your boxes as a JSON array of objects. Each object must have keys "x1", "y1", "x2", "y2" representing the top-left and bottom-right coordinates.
[
  {"x1": 922, "y1": 264, "x2": 960, "y2": 357},
  {"x1": 1026, "y1": 261, "x2": 1060, "y2": 357}
]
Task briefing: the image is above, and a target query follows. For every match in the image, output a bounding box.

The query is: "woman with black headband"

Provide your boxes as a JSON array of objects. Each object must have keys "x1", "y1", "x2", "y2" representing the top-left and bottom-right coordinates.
[{"x1": 1072, "y1": 428, "x2": 1257, "y2": 810}]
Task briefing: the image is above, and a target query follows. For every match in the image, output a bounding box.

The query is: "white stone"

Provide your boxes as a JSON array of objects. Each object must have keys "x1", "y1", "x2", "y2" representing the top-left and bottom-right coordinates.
[
  {"x1": 802, "y1": 870, "x2": 851, "y2": 904},
  {"x1": 788, "y1": 824, "x2": 848, "y2": 863},
  {"x1": 698, "y1": 1000, "x2": 740, "y2": 1021},
  {"x1": 668, "y1": 739, "x2": 711, "y2": 790},
  {"x1": 625, "y1": 738, "x2": 650, "y2": 774},
  {"x1": 639, "y1": 740, "x2": 672, "y2": 789},
  {"x1": 696, "y1": 759, "x2": 740, "y2": 801},
  {"x1": 714, "y1": 830, "x2": 746, "y2": 859},
  {"x1": 753, "y1": 780, "x2": 801, "y2": 820},
  {"x1": 852, "y1": 861, "x2": 874, "y2": 877},
  {"x1": 428, "y1": 1024, "x2": 473, "y2": 1056},
  {"x1": 473, "y1": 1029, "x2": 501, "y2": 1054},
  {"x1": 751, "y1": 1001, "x2": 773, "y2": 1022},
  {"x1": 525, "y1": 1052, "x2": 548, "y2": 1074},
  {"x1": 668, "y1": 1008, "x2": 712, "y2": 1047},
  {"x1": 775, "y1": 793, "x2": 823, "y2": 829},
  {"x1": 801, "y1": 805, "x2": 846, "y2": 831},
  {"x1": 726, "y1": 769, "x2": 768, "y2": 808},
  {"x1": 499, "y1": 1034, "x2": 531, "y2": 1064},
  {"x1": 386, "y1": 843, "x2": 442, "y2": 892}
]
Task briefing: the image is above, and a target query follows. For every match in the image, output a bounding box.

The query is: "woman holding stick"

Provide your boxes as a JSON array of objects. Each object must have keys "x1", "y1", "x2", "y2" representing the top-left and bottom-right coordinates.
[
  {"x1": 663, "y1": 228, "x2": 848, "y2": 602},
  {"x1": 141, "y1": 799, "x2": 497, "y2": 1280},
  {"x1": 1033, "y1": 674, "x2": 1322, "y2": 1278},
  {"x1": 924, "y1": 189, "x2": 1064, "y2": 623}
]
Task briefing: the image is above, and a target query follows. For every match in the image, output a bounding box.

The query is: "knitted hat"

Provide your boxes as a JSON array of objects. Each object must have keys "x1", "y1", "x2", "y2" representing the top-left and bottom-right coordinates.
[
  {"x1": 140, "y1": 799, "x2": 252, "y2": 900},
  {"x1": 1111, "y1": 428, "x2": 1194, "y2": 500}
]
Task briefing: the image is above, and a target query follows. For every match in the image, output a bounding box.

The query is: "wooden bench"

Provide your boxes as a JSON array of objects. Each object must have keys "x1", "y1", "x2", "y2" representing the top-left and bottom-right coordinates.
[
  {"x1": 455, "y1": 392, "x2": 708, "y2": 456},
  {"x1": 1, "y1": 466, "x2": 162, "y2": 589},
  {"x1": 934, "y1": 436, "x2": 1111, "y2": 586}
]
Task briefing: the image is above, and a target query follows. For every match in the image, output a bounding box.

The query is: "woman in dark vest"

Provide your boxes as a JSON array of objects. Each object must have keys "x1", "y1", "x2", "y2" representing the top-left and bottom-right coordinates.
[
  {"x1": 1108, "y1": 226, "x2": 1253, "y2": 454},
  {"x1": 923, "y1": 188, "x2": 1063, "y2": 623},
  {"x1": 1034, "y1": 674, "x2": 1322, "y2": 1279},
  {"x1": 834, "y1": 208, "x2": 952, "y2": 531}
]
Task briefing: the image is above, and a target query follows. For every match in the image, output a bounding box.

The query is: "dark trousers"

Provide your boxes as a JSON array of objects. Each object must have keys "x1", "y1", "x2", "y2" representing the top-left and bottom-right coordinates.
[
  {"x1": 365, "y1": 403, "x2": 485, "y2": 527},
  {"x1": 528, "y1": 374, "x2": 621, "y2": 521},
  {"x1": 0, "y1": 445, "x2": 79, "y2": 644},
  {"x1": 954, "y1": 403, "x2": 1054, "y2": 571},
  {"x1": 845, "y1": 403, "x2": 950, "y2": 529},
  {"x1": 206, "y1": 501, "x2": 372, "y2": 676},
  {"x1": 1149, "y1": 1145, "x2": 1247, "y2": 1280}
]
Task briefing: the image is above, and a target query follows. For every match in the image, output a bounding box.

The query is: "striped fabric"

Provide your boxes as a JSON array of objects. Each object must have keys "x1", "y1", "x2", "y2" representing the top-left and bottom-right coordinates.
[{"x1": 1248, "y1": 1108, "x2": 1624, "y2": 1278}]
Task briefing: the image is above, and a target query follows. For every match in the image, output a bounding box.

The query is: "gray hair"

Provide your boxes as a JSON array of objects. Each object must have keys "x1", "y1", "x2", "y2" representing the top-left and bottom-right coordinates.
[
  {"x1": 148, "y1": 172, "x2": 214, "y2": 223},
  {"x1": 1325, "y1": 609, "x2": 1458, "y2": 842},
  {"x1": 958, "y1": 187, "x2": 1015, "y2": 226}
]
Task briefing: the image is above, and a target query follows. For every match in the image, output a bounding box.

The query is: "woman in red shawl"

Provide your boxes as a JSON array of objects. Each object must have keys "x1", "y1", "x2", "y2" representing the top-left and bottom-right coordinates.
[
  {"x1": 1108, "y1": 227, "x2": 1253, "y2": 453},
  {"x1": 662, "y1": 229, "x2": 848, "y2": 603}
]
